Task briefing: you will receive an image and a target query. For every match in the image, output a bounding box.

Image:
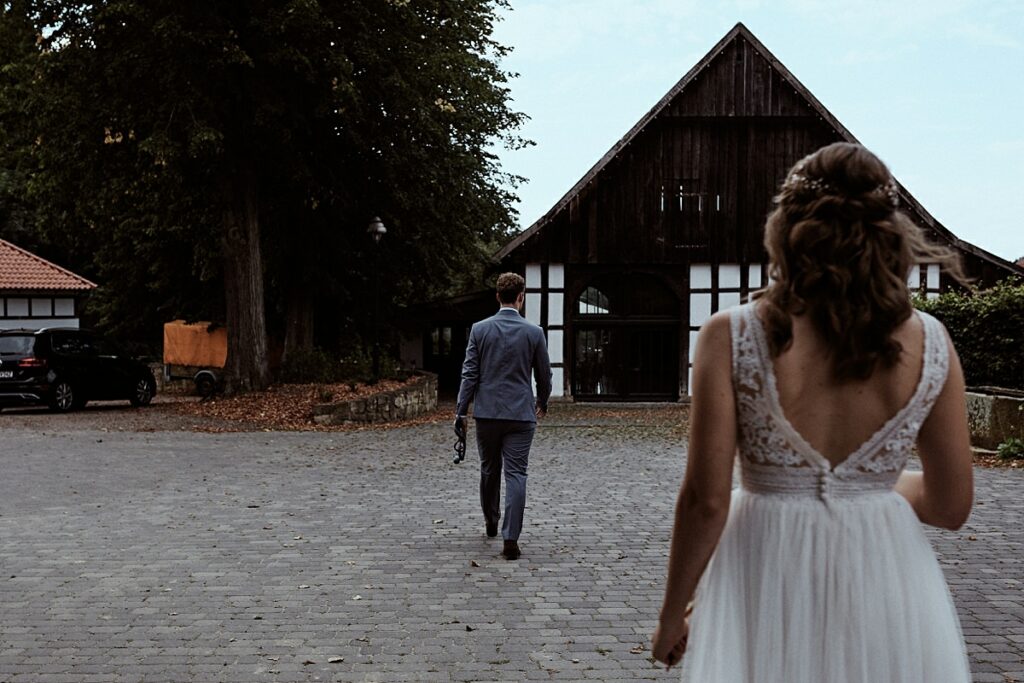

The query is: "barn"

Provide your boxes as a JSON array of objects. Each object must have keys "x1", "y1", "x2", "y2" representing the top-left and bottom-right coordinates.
[{"x1": 404, "y1": 23, "x2": 1023, "y2": 401}]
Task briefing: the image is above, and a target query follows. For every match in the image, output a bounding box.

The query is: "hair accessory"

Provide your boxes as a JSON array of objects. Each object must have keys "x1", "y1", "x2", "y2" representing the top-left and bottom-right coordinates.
[{"x1": 783, "y1": 163, "x2": 899, "y2": 208}]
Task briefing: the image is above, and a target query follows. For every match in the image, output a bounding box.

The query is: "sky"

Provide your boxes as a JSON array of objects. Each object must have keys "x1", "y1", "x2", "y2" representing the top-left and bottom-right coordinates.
[{"x1": 489, "y1": 0, "x2": 1024, "y2": 263}]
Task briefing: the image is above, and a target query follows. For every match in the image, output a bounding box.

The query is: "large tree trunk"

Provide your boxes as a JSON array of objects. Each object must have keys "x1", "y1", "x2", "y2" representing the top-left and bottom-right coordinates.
[
  {"x1": 221, "y1": 175, "x2": 270, "y2": 394},
  {"x1": 282, "y1": 285, "x2": 314, "y2": 363}
]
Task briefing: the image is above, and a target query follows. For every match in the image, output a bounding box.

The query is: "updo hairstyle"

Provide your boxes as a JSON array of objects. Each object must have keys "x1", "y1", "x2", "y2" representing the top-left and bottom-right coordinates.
[{"x1": 755, "y1": 142, "x2": 967, "y2": 381}]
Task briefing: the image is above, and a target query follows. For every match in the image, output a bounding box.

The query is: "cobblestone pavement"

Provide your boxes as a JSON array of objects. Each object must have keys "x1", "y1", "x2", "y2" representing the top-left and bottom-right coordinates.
[{"x1": 0, "y1": 405, "x2": 1021, "y2": 682}]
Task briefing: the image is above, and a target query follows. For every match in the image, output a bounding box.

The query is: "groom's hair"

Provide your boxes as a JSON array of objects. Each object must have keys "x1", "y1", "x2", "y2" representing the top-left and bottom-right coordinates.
[{"x1": 496, "y1": 272, "x2": 526, "y2": 304}]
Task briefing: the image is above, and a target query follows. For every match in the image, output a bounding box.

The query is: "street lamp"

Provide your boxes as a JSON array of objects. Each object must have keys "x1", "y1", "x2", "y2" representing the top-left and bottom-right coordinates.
[{"x1": 367, "y1": 217, "x2": 387, "y2": 382}]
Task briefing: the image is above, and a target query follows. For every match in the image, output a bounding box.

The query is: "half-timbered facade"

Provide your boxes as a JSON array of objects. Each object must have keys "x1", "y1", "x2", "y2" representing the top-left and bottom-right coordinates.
[{"x1": 409, "y1": 23, "x2": 1023, "y2": 401}]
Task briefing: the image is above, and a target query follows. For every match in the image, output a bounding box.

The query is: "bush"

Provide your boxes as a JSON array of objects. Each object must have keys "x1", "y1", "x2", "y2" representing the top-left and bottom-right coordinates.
[
  {"x1": 915, "y1": 278, "x2": 1024, "y2": 390},
  {"x1": 278, "y1": 347, "x2": 341, "y2": 384},
  {"x1": 278, "y1": 346, "x2": 408, "y2": 384},
  {"x1": 997, "y1": 437, "x2": 1024, "y2": 462}
]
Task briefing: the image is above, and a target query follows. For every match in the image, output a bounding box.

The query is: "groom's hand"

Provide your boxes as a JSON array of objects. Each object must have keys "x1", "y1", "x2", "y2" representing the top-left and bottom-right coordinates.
[
  {"x1": 535, "y1": 404, "x2": 547, "y2": 419},
  {"x1": 454, "y1": 416, "x2": 467, "y2": 434}
]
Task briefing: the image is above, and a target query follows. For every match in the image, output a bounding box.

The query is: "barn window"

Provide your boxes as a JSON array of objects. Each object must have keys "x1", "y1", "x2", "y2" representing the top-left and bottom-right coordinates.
[
  {"x1": 573, "y1": 274, "x2": 679, "y2": 401},
  {"x1": 578, "y1": 287, "x2": 610, "y2": 315},
  {"x1": 676, "y1": 178, "x2": 702, "y2": 213}
]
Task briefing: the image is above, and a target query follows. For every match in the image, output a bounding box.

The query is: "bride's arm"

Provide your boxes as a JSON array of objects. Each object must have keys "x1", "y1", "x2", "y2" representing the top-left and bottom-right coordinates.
[
  {"x1": 898, "y1": 335, "x2": 973, "y2": 530},
  {"x1": 653, "y1": 311, "x2": 737, "y2": 667}
]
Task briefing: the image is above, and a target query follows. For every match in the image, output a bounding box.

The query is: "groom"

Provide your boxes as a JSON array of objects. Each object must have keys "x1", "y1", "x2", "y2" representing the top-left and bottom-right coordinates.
[{"x1": 455, "y1": 272, "x2": 552, "y2": 560}]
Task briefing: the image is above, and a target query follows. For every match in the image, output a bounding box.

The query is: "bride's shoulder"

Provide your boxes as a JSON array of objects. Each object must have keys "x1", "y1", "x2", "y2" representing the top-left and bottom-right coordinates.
[{"x1": 694, "y1": 310, "x2": 733, "y2": 354}]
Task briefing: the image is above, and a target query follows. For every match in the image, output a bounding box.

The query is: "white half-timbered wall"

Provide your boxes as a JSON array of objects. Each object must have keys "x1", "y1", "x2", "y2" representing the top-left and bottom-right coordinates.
[
  {"x1": 525, "y1": 262, "x2": 565, "y2": 398},
  {"x1": 0, "y1": 295, "x2": 80, "y2": 330}
]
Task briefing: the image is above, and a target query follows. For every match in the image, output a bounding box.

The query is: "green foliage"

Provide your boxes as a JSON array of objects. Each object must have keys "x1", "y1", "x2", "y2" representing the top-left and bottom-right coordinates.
[
  {"x1": 914, "y1": 278, "x2": 1024, "y2": 390},
  {"x1": 279, "y1": 346, "x2": 406, "y2": 385},
  {"x1": 997, "y1": 437, "x2": 1024, "y2": 462},
  {"x1": 279, "y1": 347, "x2": 342, "y2": 384},
  {"x1": 0, "y1": 0, "x2": 527, "y2": 356}
]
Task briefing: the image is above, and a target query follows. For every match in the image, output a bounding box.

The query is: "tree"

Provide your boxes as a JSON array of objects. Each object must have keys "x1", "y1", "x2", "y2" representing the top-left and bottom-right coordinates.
[
  {"x1": 1, "y1": 0, "x2": 527, "y2": 391},
  {"x1": 0, "y1": 1, "x2": 39, "y2": 247}
]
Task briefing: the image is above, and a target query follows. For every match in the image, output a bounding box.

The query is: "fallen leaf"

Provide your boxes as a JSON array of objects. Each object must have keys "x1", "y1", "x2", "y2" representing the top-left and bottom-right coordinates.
[
  {"x1": 329, "y1": 656, "x2": 344, "y2": 663},
  {"x1": 470, "y1": 560, "x2": 480, "y2": 567}
]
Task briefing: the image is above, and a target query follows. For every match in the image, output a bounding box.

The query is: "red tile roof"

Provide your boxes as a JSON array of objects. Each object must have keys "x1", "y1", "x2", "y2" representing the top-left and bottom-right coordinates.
[{"x1": 0, "y1": 238, "x2": 97, "y2": 291}]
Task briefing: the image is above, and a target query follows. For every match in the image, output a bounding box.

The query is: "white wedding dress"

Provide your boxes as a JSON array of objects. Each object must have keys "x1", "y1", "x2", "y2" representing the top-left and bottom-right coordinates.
[{"x1": 680, "y1": 303, "x2": 971, "y2": 682}]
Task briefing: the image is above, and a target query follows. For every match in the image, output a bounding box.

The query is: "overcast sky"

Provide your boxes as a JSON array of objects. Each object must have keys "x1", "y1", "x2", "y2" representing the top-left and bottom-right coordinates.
[{"x1": 490, "y1": 0, "x2": 1024, "y2": 263}]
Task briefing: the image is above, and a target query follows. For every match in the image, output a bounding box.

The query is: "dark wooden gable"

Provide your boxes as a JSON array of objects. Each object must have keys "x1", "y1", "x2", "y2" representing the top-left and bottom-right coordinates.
[{"x1": 498, "y1": 23, "x2": 1021, "y2": 284}]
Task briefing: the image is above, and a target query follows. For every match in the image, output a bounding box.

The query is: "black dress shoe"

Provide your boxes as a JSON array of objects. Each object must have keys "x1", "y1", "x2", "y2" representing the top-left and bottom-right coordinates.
[
  {"x1": 502, "y1": 540, "x2": 520, "y2": 561},
  {"x1": 486, "y1": 522, "x2": 498, "y2": 538}
]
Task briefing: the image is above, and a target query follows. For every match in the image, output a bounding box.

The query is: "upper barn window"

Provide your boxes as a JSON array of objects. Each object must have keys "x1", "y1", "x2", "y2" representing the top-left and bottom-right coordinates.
[
  {"x1": 578, "y1": 286, "x2": 611, "y2": 315},
  {"x1": 576, "y1": 275, "x2": 676, "y2": 318}
]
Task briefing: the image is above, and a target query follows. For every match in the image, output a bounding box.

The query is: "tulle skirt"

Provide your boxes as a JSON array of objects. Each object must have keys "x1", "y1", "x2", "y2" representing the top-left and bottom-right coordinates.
[{"x1": 680, "y1": 489, "x2": 971, "y2": 683}]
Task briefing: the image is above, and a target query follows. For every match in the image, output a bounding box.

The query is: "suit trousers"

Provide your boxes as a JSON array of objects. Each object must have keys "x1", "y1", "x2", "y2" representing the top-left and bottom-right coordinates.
[{"x1": 474, "y1": 418, "x2": 536, "y2": 542}]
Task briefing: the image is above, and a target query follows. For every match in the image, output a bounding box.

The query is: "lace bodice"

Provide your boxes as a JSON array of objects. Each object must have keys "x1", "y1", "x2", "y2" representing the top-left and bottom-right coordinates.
[{"x1": 729, "y1": 302, "x2": 949, "y2": 499}]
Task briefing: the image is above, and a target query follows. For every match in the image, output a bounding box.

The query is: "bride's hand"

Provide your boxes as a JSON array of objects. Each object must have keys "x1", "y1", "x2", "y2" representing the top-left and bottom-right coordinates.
[{"x1": 651, "y1": 615, "x2": 690, "y2": 670}]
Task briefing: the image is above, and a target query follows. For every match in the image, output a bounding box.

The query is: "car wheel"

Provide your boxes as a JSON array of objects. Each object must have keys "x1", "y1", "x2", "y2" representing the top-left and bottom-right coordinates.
[
  {"x1": 49, "y1": 380, "x2": 76, "y2": 412},
  {"x1": 130, "y1": 377, "x2": 155, "y2": 407}
]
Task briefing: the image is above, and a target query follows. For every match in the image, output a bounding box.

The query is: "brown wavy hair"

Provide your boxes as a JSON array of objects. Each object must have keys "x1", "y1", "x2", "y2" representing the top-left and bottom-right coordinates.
[{"x1": 754, "y1": 142, "x2": 967, "y2": 381}]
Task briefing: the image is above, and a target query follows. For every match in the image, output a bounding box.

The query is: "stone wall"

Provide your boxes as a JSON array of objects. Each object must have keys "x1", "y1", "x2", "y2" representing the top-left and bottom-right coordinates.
[
  {"x1": 966, "y1": 389, "x2": 1024, "y2": 450},
  {"x1": 312, "y1": 372, "x2": 438, "y2": 425}
]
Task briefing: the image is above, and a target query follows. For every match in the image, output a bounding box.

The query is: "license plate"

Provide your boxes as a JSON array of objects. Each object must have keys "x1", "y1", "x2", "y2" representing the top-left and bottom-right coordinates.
[{"x1": 0, "y1": 371, "x2": 13, "y2": 379}]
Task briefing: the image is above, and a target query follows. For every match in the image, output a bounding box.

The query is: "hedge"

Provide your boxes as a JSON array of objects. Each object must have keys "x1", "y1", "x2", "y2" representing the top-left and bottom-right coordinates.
[{"x1": 914, "y1": 278, "x2": 1024, "y2": 391}]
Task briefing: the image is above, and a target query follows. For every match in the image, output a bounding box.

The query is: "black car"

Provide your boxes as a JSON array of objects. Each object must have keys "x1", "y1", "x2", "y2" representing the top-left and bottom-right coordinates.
[{"x1": 0, "y1": 328, "x2": 156, "y2": 412}]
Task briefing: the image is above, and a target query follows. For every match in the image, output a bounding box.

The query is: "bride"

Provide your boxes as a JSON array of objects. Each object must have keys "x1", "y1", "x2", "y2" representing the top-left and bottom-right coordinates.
[{"x1": 652, "y1": 142, "x2": 974, "y2": 682}]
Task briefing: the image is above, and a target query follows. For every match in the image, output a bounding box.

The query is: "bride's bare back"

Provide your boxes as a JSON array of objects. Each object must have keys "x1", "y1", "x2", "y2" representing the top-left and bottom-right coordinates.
[{"x1": 771, "y1": 311, "x2": 925, "y2": 469}]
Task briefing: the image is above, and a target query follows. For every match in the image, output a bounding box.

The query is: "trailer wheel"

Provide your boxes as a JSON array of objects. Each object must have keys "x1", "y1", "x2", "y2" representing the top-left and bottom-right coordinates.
[{"x1": 195, "y1": 373, "x2": 217, "y2": 398}]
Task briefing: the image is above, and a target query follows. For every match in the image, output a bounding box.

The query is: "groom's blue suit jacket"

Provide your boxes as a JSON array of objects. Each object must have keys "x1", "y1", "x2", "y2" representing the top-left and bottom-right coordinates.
[{"x1": 455, "y1": 307, "x2": 553, "y2": 422}]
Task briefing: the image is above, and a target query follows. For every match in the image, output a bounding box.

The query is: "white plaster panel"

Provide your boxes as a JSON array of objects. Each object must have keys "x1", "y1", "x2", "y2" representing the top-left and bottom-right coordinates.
[
  {"x1": 749, "y1": 264, "x2": 763, "y2": 288},
  {"x1": 6, "y1": 298, "x2": 28, "y2": 317},
  {"x1": 719, "y1": 290, "x2": 741, "y2": 311},
  {"x1": 54, "y1": 298, "x2": 75, "y2": 316},
  {"x1": 550, "y1": 367, "x2": 564, "y2": 398},
  {"x1": 547, "y1": 329, "x2": 564, "y2": 364},
  {"x1": 31, "y1": 298, "x2": 51, "y2": 316},
  {"x1": 689, "y1": 293, "x2": 712, "y2": 326},
  {"x1": 690, "y1": 264, "x2": 712, "y2": 289},
  {"x1": 525, "y1": 293, "x2": 542, "y2": 325},
  {"x1": 927, "y1": 291, "x2": 940, "y2": 300},
  {"x1": 548, "y1": 293, "x2": 564, "y2": 327},
  {"x1": 688, "y1": 330, "x2": 700, "y2": 362},
  {"x1": 927, "y1": 264, "x2": 940, "y2": 290},
  {"x1": 548, "y1": 263, "x2": 565, "y2": 290},
  {"x1": 0, "y1": 317, "x2": 77, "y2": 330},
  {"x1": 906, "y1": 266, "x2": 920, "y2": 289},
  {"x1": 719, "y1": 264, "x2": 741, "y2": 289},
  {"x1": 525, "y1": 263, "x2": 542, "y2": 289}
]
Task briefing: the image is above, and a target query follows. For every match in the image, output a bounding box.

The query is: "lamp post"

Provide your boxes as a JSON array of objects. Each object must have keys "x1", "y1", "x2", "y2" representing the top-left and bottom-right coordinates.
[{"x1": 367, "y1": 216, "x2": 387, "y2": 383}]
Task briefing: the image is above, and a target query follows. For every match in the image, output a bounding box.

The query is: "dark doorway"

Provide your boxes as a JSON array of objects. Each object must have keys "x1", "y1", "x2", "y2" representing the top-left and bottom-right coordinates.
[
  {"x1": 572, "y1": 274, "x2": 679, "y2": 401},
  {"x1": 423, "y1": 323, "x2": 470, "y2": 395}
]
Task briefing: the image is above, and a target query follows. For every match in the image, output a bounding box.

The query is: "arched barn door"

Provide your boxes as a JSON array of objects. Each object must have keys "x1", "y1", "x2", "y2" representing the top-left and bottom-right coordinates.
[{"x1": 572, "y1": 274, "x2": 679, "y2": 401}]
